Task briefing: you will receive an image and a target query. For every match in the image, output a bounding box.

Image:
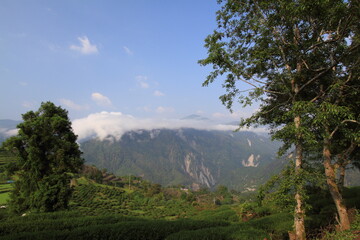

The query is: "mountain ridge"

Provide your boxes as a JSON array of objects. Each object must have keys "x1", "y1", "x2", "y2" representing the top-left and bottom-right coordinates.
[
  {"x1": 81, "y1": 128, "x2": 284, "y2": 191},
  {"x1": 1, "y1": 118, "x2": 359, "y2": 190}
]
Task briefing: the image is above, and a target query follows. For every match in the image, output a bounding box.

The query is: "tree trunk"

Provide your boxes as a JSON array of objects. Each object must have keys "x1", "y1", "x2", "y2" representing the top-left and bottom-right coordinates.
[
  {"x1": 294, "y1": 115, "x2": 306, "y2": 240},
  {"x1": 323, "y1": 138, "x2": 351, "y2": 231},
  {"x1": 292, "y1": 52, "x2": 306, "y2": 239}
]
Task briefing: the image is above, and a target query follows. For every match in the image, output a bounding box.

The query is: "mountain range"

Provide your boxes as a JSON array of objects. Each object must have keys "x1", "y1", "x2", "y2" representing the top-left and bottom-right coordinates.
[
  {"x1": 80, "y1": 128, "x2": 284, "y2": 191},
  {"x1": 1, "y1": 118, "x2": 358, "y2": 191}
]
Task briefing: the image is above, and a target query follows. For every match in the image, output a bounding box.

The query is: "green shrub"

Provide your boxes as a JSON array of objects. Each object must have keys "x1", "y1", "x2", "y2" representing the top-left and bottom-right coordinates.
[
  {"x1": 166, "y1": 224, "x2": 269, "y2": 240},
  {"x1": 191, "y1": 206, "x2": 239, "y2": 222},
  {"x1": 166, "y1": 226, "x2": 232, "y2": 240},
  {"x1": 253, "y1": 205, "x2": 272, "y2": 217},
  {"x1": 0, "y1": 214, "x2": 136, "y2": 236},
  {"x1": 321, "y1": 211, "x2": 360, "y2": 240},
  {"x1": 345, "y1": 196, "x2": 360, "y2": 209},
  {"x1": 245, "y1": 213, "x2": 293, "y2": 239},
  {"x1": 0, "y1": 214, "x2": 229, "y2": 240}
]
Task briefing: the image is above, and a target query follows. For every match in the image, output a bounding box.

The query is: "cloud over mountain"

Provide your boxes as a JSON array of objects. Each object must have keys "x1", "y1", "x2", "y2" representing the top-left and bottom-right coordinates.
[{"x1": 72, "y1": 111, "x2": 238, "y2": 141}]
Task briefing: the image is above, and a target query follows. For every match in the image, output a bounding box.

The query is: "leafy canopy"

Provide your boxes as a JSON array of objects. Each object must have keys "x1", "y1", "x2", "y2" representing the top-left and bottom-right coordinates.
[
  {"x1": 2, "y1": 101, "x2": 83, "y2": 213},
  {"x1": 199, "y1": 0, "x2": 360, "y2": 154}
]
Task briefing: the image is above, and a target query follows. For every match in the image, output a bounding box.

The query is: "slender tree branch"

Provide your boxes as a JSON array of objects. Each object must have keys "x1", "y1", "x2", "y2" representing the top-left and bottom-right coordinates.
[
  {"x1": 330, "y1": 120, "x2": 360, "y2": 139},
  {"x1": 236, "y1": 76, "x2": 284, "y2": 95}
]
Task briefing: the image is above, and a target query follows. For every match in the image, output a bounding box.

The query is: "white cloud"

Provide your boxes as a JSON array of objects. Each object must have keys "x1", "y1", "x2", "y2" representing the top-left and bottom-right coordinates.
[
  {"x1": 70, "y1": 36, "x2": 98, "y2": 55},
  {"x1": 19, "y1": 81, "x2": 28, "y2": 86},
  {"x1": 123, "y1": 46, "x2": 133, "y2": 56},
  {"x1": 156, "y1": 106, "x2": 174, "y2": 114},
  {"x1": 59, "y1": 99, "x2": 89, "y2": 111},
  {"x1": 153, "y1": 90, "x2": 164, "y2": 97},
  {"x1": 72, "y1": 111, "x2": 239, "y2": 141},
  {"x1": 91, "y1": 93, "x2": 112, "y2": 107},
  {"x1": 0, "y1": 128, "x2": 18, "y2": 137},
  {"x1": 136, "y1": 75, "x2": 149, "y2": 88}
]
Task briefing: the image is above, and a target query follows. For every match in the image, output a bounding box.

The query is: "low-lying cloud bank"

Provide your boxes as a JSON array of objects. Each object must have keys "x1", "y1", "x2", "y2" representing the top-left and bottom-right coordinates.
[
  {"x1": 0, "y1": 128, "x2": 18, "y2": 137},
  {"x1": 1, "y1": 112, "x2": 268, "y2": 142},
  {"x1": 72, "y1": 112, "x2": 240, "y2": 141}
]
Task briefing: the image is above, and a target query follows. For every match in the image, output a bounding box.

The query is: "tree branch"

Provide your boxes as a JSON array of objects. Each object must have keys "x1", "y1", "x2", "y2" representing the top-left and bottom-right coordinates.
[{"x1": 330, "y1": 120, "x2": 360, "y2": 139}]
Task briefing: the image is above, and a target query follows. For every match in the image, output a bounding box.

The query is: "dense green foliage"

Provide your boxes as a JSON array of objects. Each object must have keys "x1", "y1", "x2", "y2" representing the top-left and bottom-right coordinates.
[
  {"x1": 70, "y1": 183, "x2": 197, "y2": 219},
  {"x1": 199, "y1": 0, "x2": 360, "y2": 235},
  {"x1": 2, "y1": 102, "x2": 83, "y2": 213},
  {"x1": 0, "y1": 212, "x2": 229, "y2": 240}
]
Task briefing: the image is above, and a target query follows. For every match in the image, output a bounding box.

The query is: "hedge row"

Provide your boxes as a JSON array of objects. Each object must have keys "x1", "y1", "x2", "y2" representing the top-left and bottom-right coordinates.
[
  {"x1": 166, "y1": 225, "x2": 269, "y2": 240},
  {"x1": 0, "y1": 214, "x2": 136, "y2": 236},
  {"x1": 1, "y1": 218, "x2": 229, "y2": 240}
]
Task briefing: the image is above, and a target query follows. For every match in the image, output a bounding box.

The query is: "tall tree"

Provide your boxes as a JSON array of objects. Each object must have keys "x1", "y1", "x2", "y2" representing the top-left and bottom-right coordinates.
[
  {"x1": 312, "y1": 67, "x2": 360, "y2": 230},
  {"x1": 2, "y1": 102, "x2": 83, "y2": 213},
  {"x1": 302, "y1": 1, "x2": 360, "y2": 228},
  {"x1": 199, "y1": 0, "x2": 359, "y2": 237}
]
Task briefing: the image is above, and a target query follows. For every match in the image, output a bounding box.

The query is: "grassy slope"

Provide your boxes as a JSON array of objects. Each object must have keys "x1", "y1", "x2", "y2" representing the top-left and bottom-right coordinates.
[{"x1": 0, "y1": 187, "x2": 11, "y2": 205}]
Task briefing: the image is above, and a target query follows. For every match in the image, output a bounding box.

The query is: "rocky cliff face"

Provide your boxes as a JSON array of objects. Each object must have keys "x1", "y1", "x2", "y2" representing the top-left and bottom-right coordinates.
[
  {"x1": 183, "y1": 152, "x2": 215, "y2": 188},
  {"x1": 81, "y1": 128, "x2": 284, "y2": 191}
]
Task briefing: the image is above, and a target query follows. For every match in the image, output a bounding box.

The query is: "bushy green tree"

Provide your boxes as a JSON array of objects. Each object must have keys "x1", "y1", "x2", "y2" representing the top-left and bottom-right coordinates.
[
  {"x1": 2, "y1": 102, "x2": 83, "y2": 213},
  {"x1": 199, "y1": 0, "x2": 359, "y2": 236}
]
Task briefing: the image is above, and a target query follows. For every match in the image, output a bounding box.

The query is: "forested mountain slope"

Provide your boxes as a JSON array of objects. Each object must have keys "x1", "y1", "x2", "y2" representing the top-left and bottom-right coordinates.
[{"x1": 81, "y1": 129, "x2": 284, "y2": 191}]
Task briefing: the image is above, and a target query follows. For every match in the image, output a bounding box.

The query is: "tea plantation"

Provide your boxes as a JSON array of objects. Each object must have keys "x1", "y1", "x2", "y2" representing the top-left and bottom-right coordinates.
[{"x1": 0, "y1": 157, "x2": 359, "y2": 239}]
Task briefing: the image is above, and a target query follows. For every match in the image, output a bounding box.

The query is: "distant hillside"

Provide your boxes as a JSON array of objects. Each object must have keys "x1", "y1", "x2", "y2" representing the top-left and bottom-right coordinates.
[
  {"x1": 1, "y1": 118, "x2": 358, "y2": 191},
  {"x1": 0, "y1": 119, "x2": 20, "y2": 129},
  {"x1": 81, "y1": 128, "x2": 285, "y2": 191},
  {"x1": 181, "y1": 114, "x2": 210, "y2": 121}
]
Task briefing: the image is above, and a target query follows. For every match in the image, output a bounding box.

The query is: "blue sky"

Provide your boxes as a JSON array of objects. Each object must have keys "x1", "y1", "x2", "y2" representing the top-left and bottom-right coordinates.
[{"x1": 0, "y1": 0, "x2": 257, "y2": 125}]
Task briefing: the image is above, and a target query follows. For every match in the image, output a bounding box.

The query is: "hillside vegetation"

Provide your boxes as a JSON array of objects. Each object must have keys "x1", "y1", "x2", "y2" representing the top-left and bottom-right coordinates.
[
  {"x1": 1, "y1": 161, "x2": 360, "y2": 239},
  {"x1": 81, "y1": 129, "x2": 283, "y2": 192}
]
